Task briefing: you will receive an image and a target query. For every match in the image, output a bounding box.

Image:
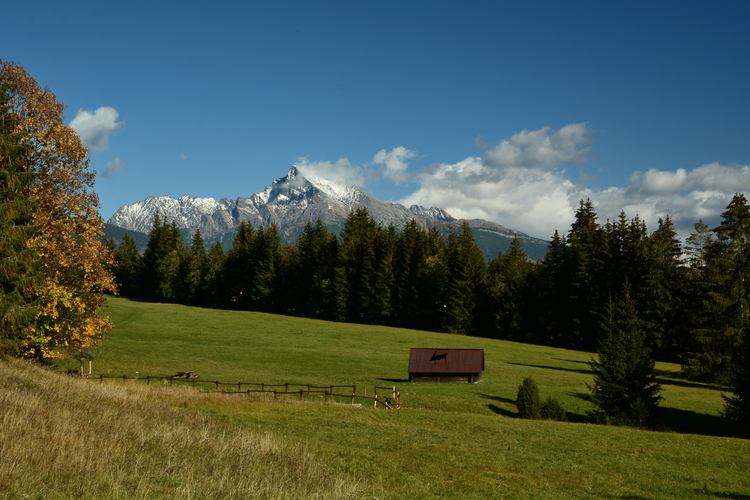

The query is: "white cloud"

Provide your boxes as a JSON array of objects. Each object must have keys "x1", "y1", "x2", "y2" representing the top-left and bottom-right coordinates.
[
  {"x1": 295, "y1": 157, "x2": 368, "y2": 187},
  {"x1": 69, "y1": 107, "x2": 123, "y2": 153},
  {"x1": 395, "y1": 125, "x2": 748, "y2": 242},
  {"x1": 372, "y1": 146, "x2": 416, "y2": 182},
  {"x1": 627, "y1": 162, "x2": 750, "y2": 197},
  {"x1": 483, "y1": 123, "x2": 592, "y2": 171},
  {"x1": 102, "y1": 158, "x2": 125, "y2": 179},
  {"x1": 297, "y1": 124, "x2": 746, "y2": 244},
  {"x1": 399, "y1": 156, "x2": 579, "y2": 239}
]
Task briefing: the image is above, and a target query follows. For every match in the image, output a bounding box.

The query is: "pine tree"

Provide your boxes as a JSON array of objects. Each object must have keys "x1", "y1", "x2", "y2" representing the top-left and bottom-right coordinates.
[
  {"x1": 488, "y1": 237, "x2": 533, "y2": 340},
  {"x1": 416, "y1": 226, "x2": 448, "y2": 332},
  {"x1": 589, "y1": 289, "x2": 662, "y2": 427},
  {"x1": 0, "y1": 81, "x2": 42, "y2": 355},
  {"x1": 391, "y1": 219, "x2": 429, "y2": 329},
  {"x1": 338, "y1": 208, "x2": 378, "y2": 323},
  {"x1": 114, "y1": 233, "x2": 143, "y2": 297},
  {"x1": 141, "y1": 214, "x2": 186, "y2": 301},
  {"x1": 443, "y1": 222, "x2": 488, "y2": 335},
  {"x1": 185, "y1": 230, "x2": 207, "y2": 305},
  {"x1": 203, "y1": 242, "x2": 225, "y2": 307},
  {"x1": 686, "y1": 194, "x2": 749, "y2": 383},
  {"x1": 292, "y1": 219, "x2": 338, "y2": 318},
  {"x1": 224, "y1": 221, "x2": 255, "y2": 308},
  {"x1": 250, "y1": 224, "x2": 282, "y2": 311},
  {"x1": 640, "y1": 216, "x2": 684, "y2": 359},
  {"x1": 722, "y1": 323, "x2": 750, "y2": 435},
  {"x1": 536, "y1": 230, "x2": 572, "y2": 345},
  {"x1": 567, "y1": 199, "x2": 607, "y2": 349}
]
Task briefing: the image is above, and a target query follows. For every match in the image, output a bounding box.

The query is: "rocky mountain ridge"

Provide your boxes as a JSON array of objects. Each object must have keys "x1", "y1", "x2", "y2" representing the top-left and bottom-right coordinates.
[{"x1": 106, "y1": 166, "x2": 549, "y2": 260}]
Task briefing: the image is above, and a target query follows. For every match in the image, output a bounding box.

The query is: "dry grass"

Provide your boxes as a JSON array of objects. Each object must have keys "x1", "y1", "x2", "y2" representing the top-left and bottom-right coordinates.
[{"x1": 0, "y1": 357, "x2": 364, "y2": 500}]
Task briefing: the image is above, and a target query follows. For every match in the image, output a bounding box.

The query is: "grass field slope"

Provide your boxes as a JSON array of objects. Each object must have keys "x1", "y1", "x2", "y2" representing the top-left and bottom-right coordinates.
[{"x1": 5, "y1": 296, "x2": 749, "y2": 500}]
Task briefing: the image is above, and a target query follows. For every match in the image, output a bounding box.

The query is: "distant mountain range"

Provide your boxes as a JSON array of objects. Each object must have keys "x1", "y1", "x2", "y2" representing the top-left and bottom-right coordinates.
[{"x1": 104, "y1": 166, "x2": 550, "y2": 261}]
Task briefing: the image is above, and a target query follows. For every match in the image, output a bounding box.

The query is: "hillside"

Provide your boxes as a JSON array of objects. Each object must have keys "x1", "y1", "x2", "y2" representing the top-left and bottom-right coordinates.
[{"x1": 38, "y1": 297, "x2": 750, "y2": 499}]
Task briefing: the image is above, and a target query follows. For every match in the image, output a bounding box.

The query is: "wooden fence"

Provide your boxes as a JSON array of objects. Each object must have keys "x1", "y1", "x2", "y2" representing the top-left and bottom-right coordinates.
[{"x1": 89, "y1": 375, "x2": 401, "y2": 409}]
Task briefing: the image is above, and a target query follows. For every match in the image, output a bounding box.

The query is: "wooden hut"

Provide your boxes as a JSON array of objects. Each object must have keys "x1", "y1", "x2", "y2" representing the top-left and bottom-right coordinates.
[{"x1": 408, "y1": 348, "x2": 484, "y2": 383}]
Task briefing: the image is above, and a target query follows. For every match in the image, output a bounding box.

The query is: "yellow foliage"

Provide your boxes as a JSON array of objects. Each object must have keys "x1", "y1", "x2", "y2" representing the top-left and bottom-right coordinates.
[{"x1": 1, "y1": 60, "x2": 117, "y2": 358}]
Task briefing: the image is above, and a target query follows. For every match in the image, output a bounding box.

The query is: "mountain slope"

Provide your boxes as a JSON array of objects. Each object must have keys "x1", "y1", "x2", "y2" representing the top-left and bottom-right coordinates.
[{"x1": 106, "y1": 166, "x2": 549, "y2": 260}]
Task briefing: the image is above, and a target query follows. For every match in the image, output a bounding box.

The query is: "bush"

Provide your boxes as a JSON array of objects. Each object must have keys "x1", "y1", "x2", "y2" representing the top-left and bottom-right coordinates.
[
  {"x1": 541, "y1": 396, "x2": 567, "y2": 421},
  {"x1": 516, "y1": 376, "x2": 541, "y2": 419}
]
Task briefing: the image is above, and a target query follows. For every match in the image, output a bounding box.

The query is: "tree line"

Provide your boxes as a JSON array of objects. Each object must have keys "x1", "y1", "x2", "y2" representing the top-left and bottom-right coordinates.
[{"x1": 112, "y1": 196, "x2": 748, "y2": 413}]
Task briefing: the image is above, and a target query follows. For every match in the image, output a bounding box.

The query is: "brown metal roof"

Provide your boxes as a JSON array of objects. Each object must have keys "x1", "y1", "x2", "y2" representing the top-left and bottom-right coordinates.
[{"x1": 408, "y1": 348, "x2": 484, "y2": 374}]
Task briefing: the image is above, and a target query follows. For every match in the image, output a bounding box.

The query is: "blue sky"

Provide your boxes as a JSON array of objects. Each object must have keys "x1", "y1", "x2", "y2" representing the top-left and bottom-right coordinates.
[{"x1": 3, "y1": 1, "x2": 748, "y2": 240}]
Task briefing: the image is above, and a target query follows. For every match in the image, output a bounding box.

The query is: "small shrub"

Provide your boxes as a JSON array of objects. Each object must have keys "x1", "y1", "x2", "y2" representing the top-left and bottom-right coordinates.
[
  {"x1": 516, "y1": 376, "x2": 541, "y2": 419},
  {"x1": 540, "y1": 396, "x2": 567, "y2": 421}
]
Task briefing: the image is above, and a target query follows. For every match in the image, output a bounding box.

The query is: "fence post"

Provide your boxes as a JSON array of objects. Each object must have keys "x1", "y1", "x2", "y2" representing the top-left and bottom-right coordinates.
[
  {"x1": 238, "y1": 382, "x2": 241, "y2": 391},
  {"x1": 374, "y1": 395, "x2": 378, "y2": 408},
  {"x1": 215, "y1": 381, "x2": 220, "y2": 391},
  {"x1": 351, "y1": 392, "x2": 355, "y2": 405},
  {"x1": 324, "y1": 391, "x2": 328, "y2": 403},
  {"x1": 99, "y1": 375, "x2": 103, "y2": 383},
  {"x1": 299, "y1": 390, "x2": 304, "y2": 402},
  {"x1": 147, "y1": 376, "x2": 150, "y2": 385},
  {"x1": 274, "y1": 390, "x2": 277, "y2": 400}
]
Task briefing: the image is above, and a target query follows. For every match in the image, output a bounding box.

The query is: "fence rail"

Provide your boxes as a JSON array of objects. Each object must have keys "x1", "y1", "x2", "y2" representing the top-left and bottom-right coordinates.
[{"x1": 88, "y1": 374, "x2": 400, "y2": 409}]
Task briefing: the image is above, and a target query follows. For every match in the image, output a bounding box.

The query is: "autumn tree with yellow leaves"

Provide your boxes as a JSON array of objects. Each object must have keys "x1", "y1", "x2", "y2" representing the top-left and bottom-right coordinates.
[{"x1": 0, "y1": 61, "x2": 117, "y2": 358}]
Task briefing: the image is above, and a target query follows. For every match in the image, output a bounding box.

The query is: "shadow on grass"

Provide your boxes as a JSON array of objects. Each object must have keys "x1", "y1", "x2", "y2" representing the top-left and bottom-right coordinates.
[
  {"x1": 378, "y1": 378, "x2": 410, "y2": 383},
  {"x1": 507, "y1": 362, "x2": 593, "y2": 375},
  {"x1": 692, "y1": 490, "x2": 750, "y2": 499},
  {"x1": 477, "y1": 393, "x2": 517, "y2": 417},
  {"x1": 568, "y1": 390, "x2": 737, "y2": 437},
  {"x1": 552, "y1": 358, "x2": 591, "y2": 366},
  {"x1": 660, "y1": 407, "x2": 736, "y2": 437},
  {"x1": 651, "y1": 368, "x2": 727, "y2": 391},
  {"x1": 611, "y1": 495, "x2": 750, "y2": 500}
]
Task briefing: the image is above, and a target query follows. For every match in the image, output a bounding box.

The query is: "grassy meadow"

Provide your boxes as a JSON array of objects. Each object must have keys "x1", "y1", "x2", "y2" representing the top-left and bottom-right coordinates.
[{"x1": 3, "y1": 295, "x2": 749, "y2": 499}]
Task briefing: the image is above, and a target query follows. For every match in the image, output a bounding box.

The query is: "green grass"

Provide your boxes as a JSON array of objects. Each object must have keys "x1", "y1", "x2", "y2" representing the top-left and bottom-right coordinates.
[{"x1": 45, "y1": 296, "x2": 750, "y2": 499}]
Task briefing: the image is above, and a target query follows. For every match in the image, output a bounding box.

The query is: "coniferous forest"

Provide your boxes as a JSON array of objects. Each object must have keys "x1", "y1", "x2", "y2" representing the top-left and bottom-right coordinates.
[{"x1": 111, "y1": 194, "x2": 750, "y2": 427}]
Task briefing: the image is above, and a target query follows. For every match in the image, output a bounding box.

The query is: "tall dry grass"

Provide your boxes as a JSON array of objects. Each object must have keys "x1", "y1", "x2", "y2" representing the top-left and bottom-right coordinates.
[{"x1": 0, "y1": 357, "x2": 364, "y2": 499}]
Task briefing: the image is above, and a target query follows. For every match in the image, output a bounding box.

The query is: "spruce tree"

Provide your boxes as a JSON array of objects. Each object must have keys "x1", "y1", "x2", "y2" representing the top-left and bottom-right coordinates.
[
  {"x1": 722, "y1": 323, "x2": 750, "y2": 435},
  {"x1": 537, "y1": 230, "x2": 572, "y2": 345},
  {"x1": 0, "y1": 82, "x2": 42, "y2": 355},
  {"x1": 567, "y1": 199, "x2": 608, "y2": 350},
  {"x1": 114, "y1": 233, "x2": 143, "y2": 297},
  {"x1": 250, "y1": 224, "x2": 282, "y2": 311},
  {"x1": 185, "y1": 230, "x2": 207, "y2": 305},
  {"x1": 589, "y1": 289, "x2": 662, "y2": 427},
  {"x1": 443, "y1": 222, "x2": 488, "y2": 335},
  {"x1": 293, "y1": 219, "x2": 337, "y2": 317},
  {"x1": 686, "y1": 194, "x2": 749, "y2": 383},
  {"x1": 224, "y1": 221, "x2": 255, "y2": 308},
  {"x1": 338, "y1": 208, "x2": 378, "y2": 323},
  {"x1": 488, "y1": 237, "x2": 533, "y2": 340},
  {"x1": 641, "y1": 216, "x2": 684, "y2": 359},
  {"x1": 416, "y1": 226, "x2": 448, "y2": 332},
  {"x1": 391, "y1": 219, "x2": 428, "y2": 328},
  {"x1": 203, "y1": 242, "x2": 225, "y2": 307}
]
